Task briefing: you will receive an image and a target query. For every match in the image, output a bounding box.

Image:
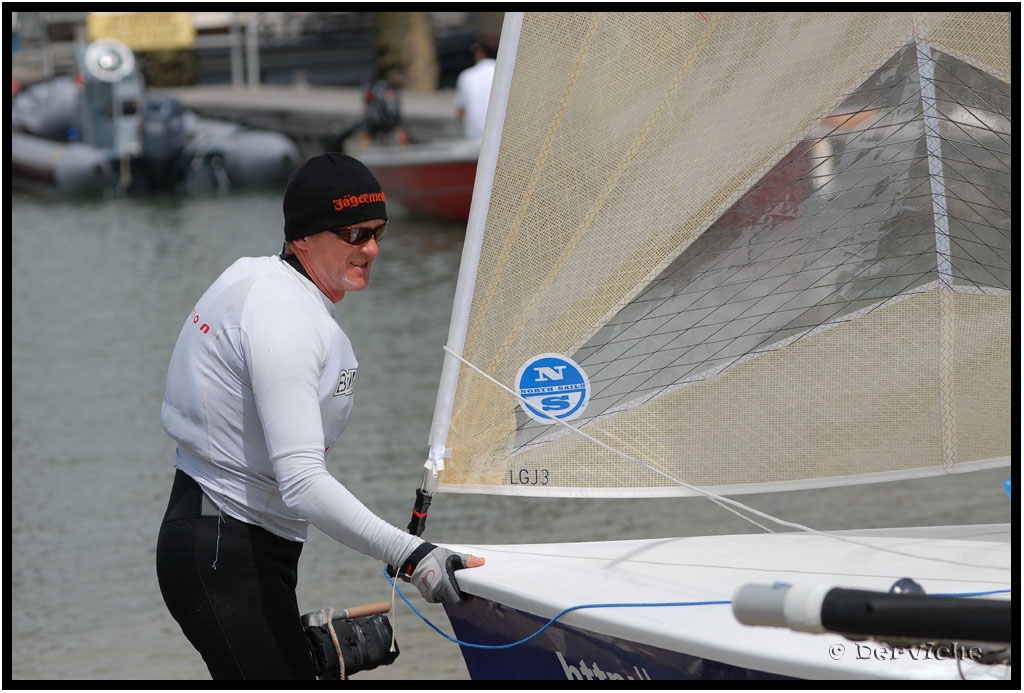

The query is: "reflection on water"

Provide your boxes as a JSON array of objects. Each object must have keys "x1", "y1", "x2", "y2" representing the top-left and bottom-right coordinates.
[{"x1": 10, "y1": 191, "x2": 1011, "y2": 681}]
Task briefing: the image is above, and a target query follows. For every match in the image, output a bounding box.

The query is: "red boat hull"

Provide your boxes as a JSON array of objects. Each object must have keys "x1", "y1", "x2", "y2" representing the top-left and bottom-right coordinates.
[{"x1": 357, "y1": 140, "x2": 479, "y2": 223}]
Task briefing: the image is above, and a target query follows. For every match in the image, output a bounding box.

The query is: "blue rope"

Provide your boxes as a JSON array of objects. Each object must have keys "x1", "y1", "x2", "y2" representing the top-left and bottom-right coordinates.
[
  {"x1": 383, "y1": 566, "x2": 729, "y2": 650},
  {"x1": 381, "y1": 568, "x2": 1011, "y2": 651}
]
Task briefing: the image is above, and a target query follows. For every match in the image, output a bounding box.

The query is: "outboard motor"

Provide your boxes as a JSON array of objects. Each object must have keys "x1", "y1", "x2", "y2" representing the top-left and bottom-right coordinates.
[
  {"x1": 75, "y1": 39, "x2": 144, "y2": 191},
  {"x1": 139, "y1": 96, "x2": 187, "y2": 190}
]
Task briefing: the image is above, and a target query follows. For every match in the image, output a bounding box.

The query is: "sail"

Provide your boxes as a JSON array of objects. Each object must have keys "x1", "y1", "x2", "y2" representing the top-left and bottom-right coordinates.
[{"x1": 427, "y1": 12, "x2": 1012, "y2": 497}]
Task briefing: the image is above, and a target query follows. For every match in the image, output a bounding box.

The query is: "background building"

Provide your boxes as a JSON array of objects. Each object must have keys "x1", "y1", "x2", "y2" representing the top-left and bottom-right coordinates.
[{"x1": 11, "y1": 11, "x2": 504, "y2": 91}]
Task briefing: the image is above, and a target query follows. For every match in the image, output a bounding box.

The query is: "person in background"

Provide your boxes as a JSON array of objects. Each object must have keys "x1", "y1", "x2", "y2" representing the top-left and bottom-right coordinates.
[
  {"x1": 453, "y1": 33, "x2": 499, "y2": 140},
  {"x1": 156, "y1": 153, "x2": 484, "y2": 680}
]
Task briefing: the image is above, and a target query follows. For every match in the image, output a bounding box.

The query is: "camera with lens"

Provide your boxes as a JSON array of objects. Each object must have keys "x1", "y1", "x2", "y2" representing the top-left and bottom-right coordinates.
[{"x1": 302, "y1": 608, "x2": 399, "y2": 680}]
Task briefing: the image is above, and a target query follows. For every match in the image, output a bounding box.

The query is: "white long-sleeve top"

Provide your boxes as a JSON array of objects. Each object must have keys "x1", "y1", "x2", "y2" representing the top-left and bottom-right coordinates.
[
  {"x1": 161, "y1": 255, "x2": 421, "y2": 568},
  {"x1": 454, "y1": 58, "x2": 496, "y2": 139}
]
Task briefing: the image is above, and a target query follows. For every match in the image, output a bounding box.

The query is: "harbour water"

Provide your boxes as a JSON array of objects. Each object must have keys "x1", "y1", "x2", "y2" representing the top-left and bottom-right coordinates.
[{"x1": 9, "y1": 189, "x2": 1012, "y2": 682}]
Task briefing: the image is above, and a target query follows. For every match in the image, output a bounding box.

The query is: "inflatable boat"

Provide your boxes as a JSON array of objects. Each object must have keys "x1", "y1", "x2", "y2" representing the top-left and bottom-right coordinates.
[{"x1": 11, "y1": 39, "x2": 302, "y2": 197}]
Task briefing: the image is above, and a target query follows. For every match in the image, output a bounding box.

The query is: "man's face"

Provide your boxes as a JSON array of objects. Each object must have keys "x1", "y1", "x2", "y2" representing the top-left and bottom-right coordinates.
[{"x1": 298, "y1": 220, "x2": 386, "y2": 302}]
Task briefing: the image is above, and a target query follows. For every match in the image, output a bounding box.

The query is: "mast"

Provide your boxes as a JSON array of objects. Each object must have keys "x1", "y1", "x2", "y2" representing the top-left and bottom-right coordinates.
[{"x1": 404, "y1": 13, "x2": 524, "y2": 536}]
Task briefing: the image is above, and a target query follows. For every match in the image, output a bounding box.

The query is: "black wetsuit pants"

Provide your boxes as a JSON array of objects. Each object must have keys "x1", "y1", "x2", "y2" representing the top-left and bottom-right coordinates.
[{"x1": 156, "y1": 469, "x2": 317, "y2": 680}]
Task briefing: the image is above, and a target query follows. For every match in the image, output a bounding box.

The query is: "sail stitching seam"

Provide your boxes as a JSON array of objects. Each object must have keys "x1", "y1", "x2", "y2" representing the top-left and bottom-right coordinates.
[{"x1": 914, "y1": 32, "x2": 958, "y2": 471}]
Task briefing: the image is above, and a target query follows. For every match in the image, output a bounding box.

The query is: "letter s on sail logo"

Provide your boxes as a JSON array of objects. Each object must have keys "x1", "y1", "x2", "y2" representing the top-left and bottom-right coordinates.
[{"x1": 515, "y1": 354, "x2": 590, "y2": 424}]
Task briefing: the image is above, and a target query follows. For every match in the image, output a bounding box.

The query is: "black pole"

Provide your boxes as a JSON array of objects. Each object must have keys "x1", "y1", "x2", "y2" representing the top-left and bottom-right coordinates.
[{"x1": 820, "y1": 588, "x2": 1011, "y2": 644}]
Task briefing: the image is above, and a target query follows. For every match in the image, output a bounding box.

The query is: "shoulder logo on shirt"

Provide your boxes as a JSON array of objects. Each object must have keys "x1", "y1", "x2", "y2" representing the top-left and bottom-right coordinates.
[{"x1": 334, "y1": 368, "x2": 357, "y2": 397}]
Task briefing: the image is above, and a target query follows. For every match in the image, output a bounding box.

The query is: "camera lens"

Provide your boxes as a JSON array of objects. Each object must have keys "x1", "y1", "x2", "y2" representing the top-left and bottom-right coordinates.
[{"x1": 305, "y1": 613, "x2": 399, "y2": 679}]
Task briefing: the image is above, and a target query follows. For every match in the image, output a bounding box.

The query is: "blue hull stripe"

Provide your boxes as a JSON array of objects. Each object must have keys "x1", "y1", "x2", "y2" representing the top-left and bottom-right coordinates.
[{"x1": 445, "y1": 597, "x2": 794, "y2": 680}]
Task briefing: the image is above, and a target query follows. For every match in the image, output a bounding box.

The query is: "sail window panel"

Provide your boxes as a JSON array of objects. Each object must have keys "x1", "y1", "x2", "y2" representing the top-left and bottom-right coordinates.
[
  {"x1": 808, "y1": 182, "x2": 892, "y2": 215},
  {"x1": 947, "y1": 222, "x2": 1011, "y2": 292},
  {"x1": 660, "y1": 264, "x2": 740, "y2": 302},
  {"x1": 580, "y1": 321, "x2": 632, "y2": 352},
  {"x1": 939, "y1": 135, "x2": 1010, "y2": 288},
  {"x1": 878, "y1": 208, "x2": 935, "y2": 243},
  {"x1": 614, "y1": 340, "x2": 709, "y2": 393},
  {"x1": 828, "y1": 248, "x2": 926, "y2": 305},
  {"x1": 621, "y1": 328, "x2": 686, "y2": 365},
  {"x1": 597, "y1": 310, "x2": 676, "y2": 348},
  {"x1": 802, "y1": 232, "x2": 938, "y2": 309},
  {"x1": 578, "y1": 317, "x2": 670, "y2": 368},
  {"x1": 636, "y1": 286, "x2": 708, "y2": 323},
  {"x1": 634, "y1": 332, "x2": 738, "y2": 381},
  {"x1": 655, "y1": 240, "x2": 770, "y2": 290},
  {"x1": 588, "y1": 334, "x2": 673, "y2": 379},
  {"x1": 713, "y1": 304, "x2": 801, "y2": 348},
  {"x1": 824, "y1": 119, "x2": 923, "y2": 173},
  {"x1": 662, "y1": 240, "x2": 735, "y2": 281},
  {"x1": 717, "y1": 242, "x2": 790, "y2": 280},
  {"x1": 873, "y1": 251, "x2": 941, "y2": 293},
  {"x1": 573, "y1": 344, "x2": 602, "y2": 367},
  {"x1": 939, "y1": 165, "x2": 1010, "y2": 227},
  {"x1": 590, "y1": 370, "x2": 660, "y2": 406},
  {"x1": 641, "y1": 319, "x2": 719, "y2": 356},
  {"x1": 584, "y1": 351, "x2": 652, "y2": 387},
  {"x1": 939, "y1": 118, "x2": 1011, "y2": 159},
  {"x1": 575, "y1": 327, "x2": 648, "y2": 370},
  {"x1": 821, "y1": 288, "x2": 903, "y2": 322},
  {"x1": 663, "y1": 327, "x2": 770, "y2": 376},
  {"x1": 725, "y1": 305, "x2": 812, "y2": 355},
  {"x1": 941, "y1": 150, "x2": 1011, "y2": 209},
  {"x1": 604, "y1": 294, "x2": 665, "y2": 327},
  {"x1": 579, "y1": 341, "x2": 642, "y2": 378},
  {"x1": 941, "y1": 99, "x2": 1013, "y2": 145},
  {"x1": 950, "y1": 214, "x2": 1012, "y2": 265},
  {"x1": 930, "y1": 49, "x2": 1012, "y2": 114},
  {"x1": 832, "y1": 220, "x2": 938, "y2": 272},
  {"x1": 728, "y1": 171, "x2": 812, "y2": 219},
  {"x1": 790, "y1": 303, "x2": 858, "y2": 335},
  {"x1": 798, "y1": 242, "x2": 879, "y2": 278},
  {"x1": 746, "y1": 232, "x2": 831, "y2": 270},
  {"x1": 943, "y1": 179, "x2": 1012, "y2": 243},
  {"x1": 678, "y1": 280, "x2": 755, "y2": 319},
  {"x1": 722, "y1": 273, "x2": 796, "y2": 308},
  {"x1": 613, "y1": 316, "x2": 775, "y2": 392},
  {"x1": 637, "y1": 273, "x2": 692, "y2": 304},
  {"x1": 766, "y1": 287, "x2": 843, "y2": 333},
  {"x1": 666, "y1": 295, "x2": 763, "y2": 342},
  {"x1": 761, "y1": 264, "x2": 838, "y2": 303}
]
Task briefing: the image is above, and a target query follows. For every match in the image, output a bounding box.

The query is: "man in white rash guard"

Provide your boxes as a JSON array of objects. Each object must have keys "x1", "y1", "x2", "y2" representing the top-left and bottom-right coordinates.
[
  {"x1": 453, "y1": 32, "x2": 498, "y2": 140},
  {"x1": 156, "y1": 153, "x2": 484, "y2": 680}
]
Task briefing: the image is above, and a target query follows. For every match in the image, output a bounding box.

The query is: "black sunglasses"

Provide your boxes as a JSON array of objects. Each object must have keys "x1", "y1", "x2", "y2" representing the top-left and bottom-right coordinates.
[{"x1": 325, "y1": 223, "x2": 387, "y2": 245}]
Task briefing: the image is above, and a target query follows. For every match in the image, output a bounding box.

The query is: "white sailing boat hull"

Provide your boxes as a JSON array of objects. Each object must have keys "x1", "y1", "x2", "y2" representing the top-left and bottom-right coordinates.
[{"x1": 440, "y1": 525, "x2": 1010, "y2": 680}]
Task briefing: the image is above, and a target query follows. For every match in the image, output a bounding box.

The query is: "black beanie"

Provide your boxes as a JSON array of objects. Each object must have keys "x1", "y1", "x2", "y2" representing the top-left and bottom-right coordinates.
[{"x1": 282, "y1": 153, "x2": 387, "y2": 242}]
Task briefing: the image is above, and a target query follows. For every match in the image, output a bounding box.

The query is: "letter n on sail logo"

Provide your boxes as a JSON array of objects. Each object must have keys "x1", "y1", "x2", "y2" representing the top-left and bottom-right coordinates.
[{"x1": 516, "y1": 354, "x2": 590, "y2": 424}]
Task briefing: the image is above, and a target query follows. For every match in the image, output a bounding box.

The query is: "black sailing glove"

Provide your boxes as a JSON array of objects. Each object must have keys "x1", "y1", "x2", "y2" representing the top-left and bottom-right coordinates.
[{"x1": 396, "y1": 542, "x2": 470, "y2": 605}]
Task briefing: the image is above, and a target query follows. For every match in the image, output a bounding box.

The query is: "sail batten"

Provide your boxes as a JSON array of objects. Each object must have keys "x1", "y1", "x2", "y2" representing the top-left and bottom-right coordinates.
[{"x1": 432, "y1": 12, "x2": 1011, "y2": 497}]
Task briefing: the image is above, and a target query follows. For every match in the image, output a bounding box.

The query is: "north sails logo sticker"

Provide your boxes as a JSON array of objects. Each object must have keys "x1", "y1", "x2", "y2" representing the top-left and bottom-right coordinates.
[{"x1": 516, "y1": 354, "x2": 590, "y2": 424}]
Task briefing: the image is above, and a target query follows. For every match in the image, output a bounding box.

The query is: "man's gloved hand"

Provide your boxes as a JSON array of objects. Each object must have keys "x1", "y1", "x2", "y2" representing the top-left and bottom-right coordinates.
[{"x1": 397, "y1": 542, "x2": 475, "y2": 605}]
